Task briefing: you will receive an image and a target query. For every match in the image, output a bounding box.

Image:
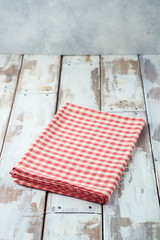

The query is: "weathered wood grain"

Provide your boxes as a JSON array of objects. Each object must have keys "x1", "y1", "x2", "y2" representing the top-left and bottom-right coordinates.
[
  {"x1": 1, "y1": 54, "x2": 160, "y2": 239},
  {"x1": 101, "y1": 55, "x2": 145, "y2": 112},
  {"x1": 0, "y1": 56, "x2": 60, "y2": 239},
  {"x1": 103, "y1": 112, "x2": 160, "y2": 239},
  {"x1": 58, "y1": 56, "x2": 100, "y2": 110},
  {"x1": 0, "y1": 55, "x2": 22, "y2": 90},
  {"x1": 140, "y1": 55, "x2": 160, "y2": 198},
  {"x1": 101, "y1": 55, "x2": 160, "y2": 239},
  {"x1": 17, "y1": 55, "x2": 60, "y2": 93},
  {"x1": 0, "y1": 55, "x2": 22, "y2": 150},
  {"x1": 43, "y1": 56, "x2": 102, "y2": 240},
  {"x1": 44, "y1": 214, "x2": 102, "y2": 240}
]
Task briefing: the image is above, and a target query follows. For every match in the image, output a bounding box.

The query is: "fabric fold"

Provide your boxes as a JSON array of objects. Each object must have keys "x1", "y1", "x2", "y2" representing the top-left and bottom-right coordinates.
[{"x1": 10, "y1": 102, "x2": 145, "y2": 204}]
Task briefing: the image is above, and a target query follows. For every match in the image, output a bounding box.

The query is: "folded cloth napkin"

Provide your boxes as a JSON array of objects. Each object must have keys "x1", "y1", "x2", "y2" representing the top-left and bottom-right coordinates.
[{"x1": 10, "y1": 102, "x2": 145, "y2": 204}]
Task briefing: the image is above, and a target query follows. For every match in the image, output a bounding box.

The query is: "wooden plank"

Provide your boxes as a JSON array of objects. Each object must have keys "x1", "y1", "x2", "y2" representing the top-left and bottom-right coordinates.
[
  {"x1": 102, "y1": 113, "x2": 160, "y2": 239},
  {"x1": 140, "y1": 55, "x2": 160, "y2": 197},
  {"x1": 43, "y1": 56, "x2": 102, "y2": 240},
  {"x1": 0, "y1": 55, "x2": 22, "y2": 150},
  {"x1": 44, "y1": 214, "x2": 102, "y2": 240},
  {"x1": 0, "y1": 56, "x2": 60, "y2": 239},
  {"x1": 101, "y1": 55, "x2": 145, "y2": 112},
  {"x1": 58, "y1": 56, "x2": 100, "y2": 110}
]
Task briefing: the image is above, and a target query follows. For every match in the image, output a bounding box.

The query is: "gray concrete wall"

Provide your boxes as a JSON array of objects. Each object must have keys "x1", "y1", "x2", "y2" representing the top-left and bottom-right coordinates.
[{"x1": 0, "y1": 0, "x2": 160, "y2": 54}]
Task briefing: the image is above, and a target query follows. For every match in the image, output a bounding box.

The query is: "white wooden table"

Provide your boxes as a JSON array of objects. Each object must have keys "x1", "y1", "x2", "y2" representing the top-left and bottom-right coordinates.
[{"x1": 0, "y1": 55, "x2": 160, "y2": 239}]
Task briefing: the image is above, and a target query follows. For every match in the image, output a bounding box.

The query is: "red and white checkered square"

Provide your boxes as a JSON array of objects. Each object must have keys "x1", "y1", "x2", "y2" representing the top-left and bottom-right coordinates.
[{"x1": 9, "y1": 102, "x2": 145, "y2": 204}]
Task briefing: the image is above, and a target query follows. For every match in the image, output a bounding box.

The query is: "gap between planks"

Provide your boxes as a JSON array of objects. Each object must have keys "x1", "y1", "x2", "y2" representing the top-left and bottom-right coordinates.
[
  {"x1": 99, "y1": 56, "x2": 104, "y2": 240},
  {"x1": 40, "y1": 55, "x2": 63, "y2": 240}
]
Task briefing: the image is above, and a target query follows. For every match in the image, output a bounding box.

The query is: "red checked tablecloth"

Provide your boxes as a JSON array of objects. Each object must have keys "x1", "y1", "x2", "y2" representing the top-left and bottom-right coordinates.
[{"x1": 10, "y1": 103, "x2": 145, "y2": 204}]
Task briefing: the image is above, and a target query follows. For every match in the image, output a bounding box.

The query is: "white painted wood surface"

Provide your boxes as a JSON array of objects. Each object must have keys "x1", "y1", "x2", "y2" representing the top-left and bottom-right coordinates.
[
  {"x1": 58, "y1": 56, "x2": 100, "y2": 110},
  {"x1": 0, "y1": 55, "x2": 22, "y2": 90},
  {"x1": 101, "y1": 55, "x2": 145, "y2": 112},
  {"x1": 0, "y1": 56, "x2": 60, "y2": 239},
  {"x1": 17, "y1": 55, "x2": 60, "y2": 93},
  {"x1": 140, "y1": 55, "x2": 160, "y2": 197},
  {"x1": 0, "y1": 55, "x2": 22, "y2": 150},
  {"x1": 44, "y1": 214, "x2": 102, "y2": 240},
  {"x1": 0, "y1": 54, "x2": 160, "y2": 239},
  {"x1": 43, "y1": 56, "x2": 102, "y2": 240}
]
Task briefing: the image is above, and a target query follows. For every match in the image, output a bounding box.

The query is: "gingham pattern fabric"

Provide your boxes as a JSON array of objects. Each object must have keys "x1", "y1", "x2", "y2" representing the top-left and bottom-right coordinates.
[{"x1": 10, "y1": 103, "x2": 145, "y2": 204}]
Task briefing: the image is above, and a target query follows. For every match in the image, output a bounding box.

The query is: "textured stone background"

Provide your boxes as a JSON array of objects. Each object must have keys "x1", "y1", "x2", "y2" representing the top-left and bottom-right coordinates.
[{"x1": 0, "y1": 0, "x2": 160, "y2": 54}]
